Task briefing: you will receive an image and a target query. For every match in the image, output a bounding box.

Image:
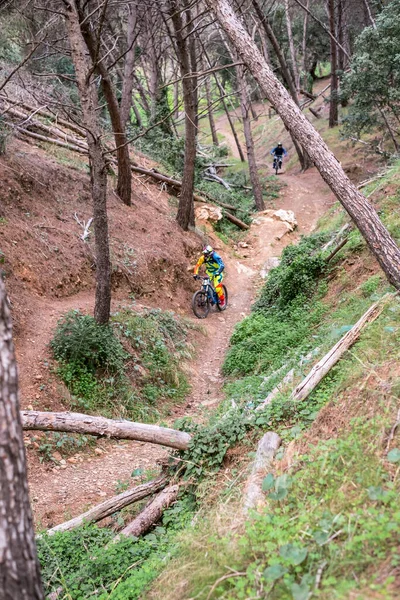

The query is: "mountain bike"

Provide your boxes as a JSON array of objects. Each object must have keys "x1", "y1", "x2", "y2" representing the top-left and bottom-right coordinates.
[
  {"x1": 273, "y1": 154, "x2": 283, "y2": 175},
  {"x1": 192, "y1": 276, "x2": 228, "y2": 319}
]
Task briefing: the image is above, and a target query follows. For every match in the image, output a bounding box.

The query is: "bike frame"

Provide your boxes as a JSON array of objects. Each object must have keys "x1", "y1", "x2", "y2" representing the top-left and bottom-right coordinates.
[{"x1": 201, "y1": 277, "x2": 218, "y2": 304}]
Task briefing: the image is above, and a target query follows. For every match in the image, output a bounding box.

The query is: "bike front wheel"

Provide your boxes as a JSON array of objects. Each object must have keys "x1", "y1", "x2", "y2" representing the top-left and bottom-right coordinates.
[
  {"x1": 192, "y1": 290, "x2": 210, "y2": 319},
  {"x1": 217, "y1": 285, "x2": 228, "y2": 312}
]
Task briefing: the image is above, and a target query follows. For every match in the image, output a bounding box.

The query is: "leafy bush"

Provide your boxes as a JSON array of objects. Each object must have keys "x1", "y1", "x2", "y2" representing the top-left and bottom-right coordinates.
[
  {"x1": 254, "y1": 233, "x2": 328, "y2": 312},
  {"x1": 51, "y1": 309, "x2": 194, "y2": 420},
  {"x1": 37, "y1": 498, "x2": 195, "y2": 600},
  {"x1": 51, "y1": 311, "x2": 127, "y2": 374}
]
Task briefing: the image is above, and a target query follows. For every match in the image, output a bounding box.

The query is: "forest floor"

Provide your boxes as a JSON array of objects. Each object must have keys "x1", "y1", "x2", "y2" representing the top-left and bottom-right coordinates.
[{"x1": 19, "y1": 120, "x2": 335, "y2": 529}]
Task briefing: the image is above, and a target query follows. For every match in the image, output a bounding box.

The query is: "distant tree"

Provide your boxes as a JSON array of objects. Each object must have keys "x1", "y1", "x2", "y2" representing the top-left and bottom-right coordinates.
[
  {"x1": 341, "y1": 0, "x2": 400, "y2": 152},
  {"x1": 0, "y1": 277, "x2": 44, "y2": 600}
]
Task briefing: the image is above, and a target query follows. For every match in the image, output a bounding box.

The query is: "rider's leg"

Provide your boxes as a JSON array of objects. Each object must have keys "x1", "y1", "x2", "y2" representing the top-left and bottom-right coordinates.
[{"x1": 213, "y1": 274, "x2": 225, "y2": 306}]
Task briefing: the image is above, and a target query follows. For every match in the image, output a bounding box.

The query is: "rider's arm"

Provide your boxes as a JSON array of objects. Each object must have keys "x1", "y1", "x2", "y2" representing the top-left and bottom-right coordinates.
[
  {"x1": 270, "y1": 147, "x2": 277, "y2": 155},
  {"x1": 194, "y1": 255, "x2": 204, "y2": 275},
  {"x1": 283, "y1": 148, "x2": 288, "y2": 156},
  {"x1": 214, "y1": 253, "x2": 225, "y2": 274}
]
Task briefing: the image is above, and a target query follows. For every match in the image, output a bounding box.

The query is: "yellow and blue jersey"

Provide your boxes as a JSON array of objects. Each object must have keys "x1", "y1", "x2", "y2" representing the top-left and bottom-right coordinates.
[{"x1": 194, "y1": 251, "x2": 225, "y2": 278}]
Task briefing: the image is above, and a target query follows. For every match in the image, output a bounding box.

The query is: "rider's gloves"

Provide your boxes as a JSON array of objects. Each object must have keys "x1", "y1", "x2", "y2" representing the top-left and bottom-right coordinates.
[{"x1": 215, "y1": 270, "x2": 221, "y2": 276}]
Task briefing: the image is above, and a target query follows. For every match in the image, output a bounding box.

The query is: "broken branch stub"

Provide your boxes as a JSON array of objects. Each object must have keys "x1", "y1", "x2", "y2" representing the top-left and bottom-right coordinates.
[{"x1": 21, "y1": 411, "x2": 191, "y2": 450}]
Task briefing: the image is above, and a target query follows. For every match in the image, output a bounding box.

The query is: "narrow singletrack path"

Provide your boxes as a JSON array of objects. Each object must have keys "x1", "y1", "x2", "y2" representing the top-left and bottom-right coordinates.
[{"x1": 21, "y1": 122, "x2": 335, "y2": 528}]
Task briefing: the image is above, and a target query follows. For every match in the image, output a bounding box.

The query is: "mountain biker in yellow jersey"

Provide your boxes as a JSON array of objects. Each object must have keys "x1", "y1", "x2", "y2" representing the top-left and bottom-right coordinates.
[{"x1": 193, "y1": 245, "x2": 226, "y2": 308}]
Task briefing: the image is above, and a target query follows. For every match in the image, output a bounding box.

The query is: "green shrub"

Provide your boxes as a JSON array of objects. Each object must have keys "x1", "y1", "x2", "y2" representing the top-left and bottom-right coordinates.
[
  {"x1": 51, "y1": 311, "x2": 127, "y2": 374},
  {"x1": 254, "y1": 234, "x2": 328, "y2": 312},
  {"x1": 37, "y1": 498, "x2": 195, "y2": 599}
]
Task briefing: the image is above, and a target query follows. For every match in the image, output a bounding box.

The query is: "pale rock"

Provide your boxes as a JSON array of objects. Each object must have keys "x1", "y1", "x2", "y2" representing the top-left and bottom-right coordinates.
[
  {"x1": 95, "y1": 448, "x2": 103, "y2": 455},
  {"x1": 195, "y1": 204, "x2": 223, "y2": 222},
  {"x1": 52, "y1": 451, "x2": 62, "y2": 462},
  {"x1": 272, "y1": 209, "x2": 297, "y2": 231}
]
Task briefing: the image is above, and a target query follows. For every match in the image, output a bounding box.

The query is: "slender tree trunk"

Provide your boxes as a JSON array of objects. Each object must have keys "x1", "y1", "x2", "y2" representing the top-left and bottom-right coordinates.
[
  {"x1": 65, "y1": 0, "x2": 111, "y2": 324},
  {"x1": 169, "y1": 0, "x2": 197, "y2": 230},
  {"x1": 301, "y1": 0, "x2": 309, "y2": 89},
  {"x1": 252, "y1": 0, "x2": 311, "y2": 171},
  {"x1": 131, "y1": 98, "x2": 142, "y2": 128},
  {"x1": 237, "y1": 64, "x2": 264, "y2": 210},
  {"x1": 206, "y1": 0, "x2": 400, "y2": 290},
  {"x1": 133, "y1": 73, "x2": 151, "y2": 115},
  {"x1": 78, "y1": 13, "x2": 132, "y2": 207},
  {"x1": 205, "y1": 71, "x2": 219, "y2": 146},
  {"x1": 336, "y1": 0, "x2": 348, "y2": 107},
  {"x1": 120, "y1": 4, "x2": 138, "y2": 128},
  {"x1": 284, "y1": 0, "x2": 300, "y2": 91},
  {"x1": 363, "y1": 0, "x2": 376, "y2": 28},
  {"x1": 0, "y1": 278, "x2": 44, "y2": 600},
  {"x1": 327, "y1": 0, "x2": 338, "y2": 127}
]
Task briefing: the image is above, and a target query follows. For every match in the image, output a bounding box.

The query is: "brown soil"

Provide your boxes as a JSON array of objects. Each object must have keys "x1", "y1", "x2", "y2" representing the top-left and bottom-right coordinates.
[{"x1": 2, "y1": 119, "x2": 336, "y2": 528}]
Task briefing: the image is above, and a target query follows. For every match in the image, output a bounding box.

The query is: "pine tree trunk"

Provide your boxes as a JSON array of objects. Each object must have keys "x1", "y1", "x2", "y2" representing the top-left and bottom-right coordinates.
[
  {"x1": 205, "y1": 70, "x2": 219, "y2": 146},
  {"x1": 120, "y1": 4, "x2": 138, "y2": 128},
  {"x1": 78, "y1": 12, "x2": 132, "y2": 207},
  {"x1": 327, "y1": 0, "x2": 338, "y2": 127},
  {"x1": 237, "y1": 64, "x2": 264, "y2": 210},
  {"x1": 65, "y1": 0, "x2": 111, "y2": 324},
  {"x1": 169, "y1": 0, "x2": 197, "y2": 231},
  {"x1": 301, "y1": 0, "x2": 309, "y2": 89},
  {"x1": 284, "y1": 0, "x2": 300, "y2": 91},
  {"x1": 0, "y1": 278, "x2": 44, "y2": 600},
  {"x1": 205, "y1": 0, "x2": 400, "y2": 290}
]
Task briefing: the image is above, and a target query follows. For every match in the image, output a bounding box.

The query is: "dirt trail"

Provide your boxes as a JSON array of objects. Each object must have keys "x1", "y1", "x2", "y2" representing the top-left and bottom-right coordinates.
[{"x1": 21, "y1": 125, "x2": 335, "y2": 529}]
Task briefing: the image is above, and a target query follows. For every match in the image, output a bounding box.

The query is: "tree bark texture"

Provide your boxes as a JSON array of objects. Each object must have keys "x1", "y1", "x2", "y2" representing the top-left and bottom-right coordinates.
[
  {"x1": 78, "y1": 8, "x2": 132, "y2": 207},
  {"x1": 169, "y1": 0, "x2": 197, "y2": 230},
  {"x1": 237, "y1": 64, "x2": 265, "y2": 210},
  {"x1": 205, "y1": 0, "x2": 400, "y2": 291},
  {"x1": 117, "y1": 484, "x2": 179, "y2": 538},
  {"x1": 284, "y1": 0, "x2": 300, "y2": 91},
  {"x1": 46, "y1": 475, "x2": 168, "y2": 535},
  {"x1": 205, "y1": 70, "x2": 219, "y2": 147},
  {"x1": 0, "y1": 279, "x2": 44, "y2": 600},
  {"x1": 327, "y1": 0, "x2": 339, "y2": 127},
  {"x1": 65, "y1": 0, "x2": 111, "y2": 324},
  {"x1": 292, "y1": 294, "x2": 395, "y2": 401},
  {"x1": 243, "y1": 432, "x2": 281, "y2": 513},
  {"x1": 120, "y1": 4, "x2": 138, "y2": 128},
  {"x1": 21, "y1": 410, "x2": 191, "y2": 450}
]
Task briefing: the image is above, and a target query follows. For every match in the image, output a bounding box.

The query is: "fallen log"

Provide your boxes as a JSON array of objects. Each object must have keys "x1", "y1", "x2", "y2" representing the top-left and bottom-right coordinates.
[
  {"x1": 0, "y1": 94, "x2": 86, "y2": 137},
  {"x1": 291, "y1": 293, "x2": 395, "y2": 402},
  {"x1": 16, "y1": 127, "x2": 89, "y2": 154},
  {"x1": 223, "y1": 211, "x2": 249, "y2": 230},
  {"x1": 130, "y1": 164, "x2": 239, "y2": 212},
  {"x1": 46, "y1": 474, "x2": 168, "y2": 535},
  {"x1": 117, "y1": 484, "x2": 179, "y2": 539},
  {"x1": 21, "y1": 411, "x2": 191, "y2": 450},
  {"x1": 326, "y1": 237, "x2": 348, "y2": 262},
  {"x1": 243, "y1": 432, "x2": 281, "y2": 513},
  {"x1": 5, "y1": 105, "x2": 88, "y2": 149}
]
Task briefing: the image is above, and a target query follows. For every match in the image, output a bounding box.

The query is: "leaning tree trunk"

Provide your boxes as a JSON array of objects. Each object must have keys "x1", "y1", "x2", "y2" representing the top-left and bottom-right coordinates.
[
  {"x1": 0, "y1": 278, "x2": 44, "y2": 600},
  {"x1": 252, "y1": 0, "x2": 311, "y2": 171},
  {"x1": 327, "y1": 0, "x2": 338, "y2": 127},
  {"x1": 205, "y1": 0, "x2": 400, "y2": 290},
  {"x1": 237, "y1": 64, "x2": 264, "y2": 210},
  {"x1": 65, "y1": 0, "x2": 111, "y2": 324},
  {"x1": 169, "y1": 0, "x2": 197, "y2": 231},
  {"x1": 78, "y1": 15, "x2": 132, "y2": 207}
]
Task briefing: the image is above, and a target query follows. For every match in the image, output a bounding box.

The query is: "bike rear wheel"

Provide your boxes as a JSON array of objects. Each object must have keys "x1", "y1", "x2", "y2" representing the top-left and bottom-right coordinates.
[
  {"x1": 192, "y1": 290, "x2": 210, "y2": 319},
  {"x1": 275, "y1": 161, "x2": 279, "y2": 175},
  {"x1": 217, "y1": 285, "x2": 228, "y2": 312}
]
